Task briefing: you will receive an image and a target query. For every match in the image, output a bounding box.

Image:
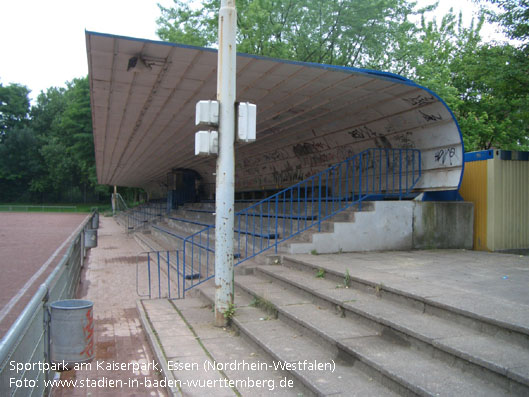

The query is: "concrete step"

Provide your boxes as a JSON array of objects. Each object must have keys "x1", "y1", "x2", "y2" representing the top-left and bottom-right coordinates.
[
  {"x1": 255, "y1": 264, "x2": 529, "y2": 393},
  {"x1": 282, "y1": 212, "x2": 356, "y2": 253},
  {"x1": 286, "y1": 220, "x2": 335, "y2": 243},
  {"x1": 173, "y1": 210, "x2": 318, "y2": 239},
  {"x1": 134, "y1": 231, "x2": 168, "y2": 252},
  {"x1": 172, "y1": 295, "x2": 308, "y2": 396},
  {"x1": 159, "y1": 201, "x2": 373, "y2": 256},
  {"x1": 198, "y1": 285, "x2": 400, "y2": 396},
  {"x1": 166, "y1": 216, "x2": 282, "y2": 242},
  {"x1": 281, "y1": 255, "x2": 529, "y2": 344},
  {"x1": 231, "y1": 273, "x2": 513, "y2": 396},
  {"x1": 150, "y1": 222, "x2": 284, "y2": 268},
  {"x1": 181, "y1": 200, "x2": 370, "y2": 219},
  {"x1": 138, "y1": 298, "x2": 239, "y2": 396},
  {"x1": 287, "y1": 201, "x2": 424, "y2": 254}
]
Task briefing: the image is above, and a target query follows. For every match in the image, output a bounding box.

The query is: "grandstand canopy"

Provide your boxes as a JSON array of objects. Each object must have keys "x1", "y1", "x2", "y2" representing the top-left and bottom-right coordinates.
[{"x1": 86, "y1": 31, "x2": 464, "y2": 198}]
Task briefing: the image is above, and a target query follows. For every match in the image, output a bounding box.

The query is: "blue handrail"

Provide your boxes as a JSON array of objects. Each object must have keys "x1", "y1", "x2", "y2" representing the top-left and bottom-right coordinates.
[
  {"x1": 177, "y1": 148, "x2": 421, "y2": 296},
  {"x1": 123, "y1": 202, "x2": 164, "y2": 230}
]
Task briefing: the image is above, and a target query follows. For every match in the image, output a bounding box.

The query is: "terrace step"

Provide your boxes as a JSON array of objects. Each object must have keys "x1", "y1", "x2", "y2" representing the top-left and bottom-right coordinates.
[
  {"x1": 255, "y1": 263, "x2": 529, "y2": 393},
  {"x1": 167, "y1": 216, "x2": 280, "y2": 240},
  {"x1": 134, "y1": 230, "x2": 167, "y2": 252},
  {"x1": 218, "y1": 270, "x2": 517, "y2": 396},
  {"x1": 137, "y1": 298, "x2": 308, "y2": 396},
  {"x1": 198, "y1": 284, "x2": 399, "y2": 396},
  {"x1": 281, "y1": 255, "x2": 529, "y2": 341},
  {"x1": 151, "y1": 221, "x2": 278, "y2": 263},
  {"x1": 285, "y1": 201, "x2": 412, "y2": 254}
]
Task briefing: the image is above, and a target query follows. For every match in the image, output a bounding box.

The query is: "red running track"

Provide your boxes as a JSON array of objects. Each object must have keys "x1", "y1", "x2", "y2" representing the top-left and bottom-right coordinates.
[{"x1": 0, "y1": 212, "x2": 88, "y2": 337}]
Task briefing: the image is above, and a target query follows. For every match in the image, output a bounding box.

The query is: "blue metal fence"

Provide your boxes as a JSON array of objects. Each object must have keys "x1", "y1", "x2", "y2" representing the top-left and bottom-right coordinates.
[
  {"x1": 174, "y1": 148, "x2": 421, "y2": 296},
  {"x1": 122, "y1": 202, "x2": 165, "y2": 231},
  {"x1": 136, "y1": 251, "x2": 180, "y2": 299}
]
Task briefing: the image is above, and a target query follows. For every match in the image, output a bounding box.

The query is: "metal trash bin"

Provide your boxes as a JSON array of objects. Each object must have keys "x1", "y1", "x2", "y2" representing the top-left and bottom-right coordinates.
[
  {"x1": 49, "y1": 299, "x2": 94, "y2": 369},
  {"x1": 91, "y1": 212, "x2": 99, "y2": 229},
  {"x1": 84, "y1": 228, "x2": 97, "y2": 249}
]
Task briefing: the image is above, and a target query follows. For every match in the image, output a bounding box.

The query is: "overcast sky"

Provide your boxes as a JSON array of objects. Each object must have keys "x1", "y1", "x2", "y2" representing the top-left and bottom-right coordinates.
[{"x1": 0, "y1": 0, "x2": 503, "y2": 102}]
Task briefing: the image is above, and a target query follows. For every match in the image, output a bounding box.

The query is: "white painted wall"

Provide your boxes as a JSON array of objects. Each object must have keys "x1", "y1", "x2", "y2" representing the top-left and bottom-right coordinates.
[{"x1": 287, "y1": 201, "x2": 472, "y2": 254}]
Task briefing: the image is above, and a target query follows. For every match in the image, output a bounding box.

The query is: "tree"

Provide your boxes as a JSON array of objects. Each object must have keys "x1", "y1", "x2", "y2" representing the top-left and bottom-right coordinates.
[
  {"x1": 0, "y1": 83, "x2": 31, "y2": 142},
  {"x1": 399, "y1": 9, "x2": 528, "y2": 150},
  {"x1": 399, "y1": 10, "x2": 483, "y2": 88},
  {"x1": 453, "y1": 43, "x2": 529, "y2": 150},
  {"x1": 0, "y1": 76, "x2": 110, "y2": 204},
  {"x1": 0, "y1": 83, "x2": 40, "y2": 201},
  {"x1": 479, "y1": 0, "x2": 529, "y2": 45},
  {"x1": 30, "y1": 86, "x2": 67, "y2": 137},
  {"x1": 0, "y1": 127, "x2": 42, "y2": 201},
  {"x1": 30, "y1": 77, "x2": 101, "y2": 202},
  {"x1": 157, "y1": 0, "x2": 426, "y2": 68}
]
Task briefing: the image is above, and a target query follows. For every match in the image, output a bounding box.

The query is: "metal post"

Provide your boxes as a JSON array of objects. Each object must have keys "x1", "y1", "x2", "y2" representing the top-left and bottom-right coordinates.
[
  {"x1": 214, "y1": 0, "x2": 237, "y2": 327},
  {"x1": 112, "y1": 185, "x2": 117, "y2": 215}
]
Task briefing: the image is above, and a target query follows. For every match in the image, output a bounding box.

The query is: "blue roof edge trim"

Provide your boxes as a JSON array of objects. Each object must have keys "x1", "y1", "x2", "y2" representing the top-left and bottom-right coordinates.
[
  {"x1": 498, "y1": 150, "x2": 529, "y2": 161},
  {"x1": 422, "y1": 190, "x2": 464, "y2": 202},
  {"x1": 464, "y1": 150, "x2": 494, "y2": 162},
  {"x1": 464, "y1": 150, "x2": 529, "y2": 162},
  {"x1": 86, "y1": 30, "x2": 465, "y2": 186}
]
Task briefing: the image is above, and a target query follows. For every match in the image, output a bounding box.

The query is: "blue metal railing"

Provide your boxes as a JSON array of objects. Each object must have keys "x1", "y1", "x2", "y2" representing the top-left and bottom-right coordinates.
[
  {"x1": 121, "y1": 202, "x2": 165, "y2": 231},
  {"x1": 136, "y1": 251, "x2": 181, "y2": 299},
  {"x1": 172, "y1": 148, "x2": 421, "y2": 297}
]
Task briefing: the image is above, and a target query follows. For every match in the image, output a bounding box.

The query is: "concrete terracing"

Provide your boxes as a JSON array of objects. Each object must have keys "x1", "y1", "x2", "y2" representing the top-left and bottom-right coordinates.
[
  {"x1": 138, "y1": 249, "x2": 529, "y2": 396},
  {"x1": 93, "y1": 210, "x2": 529, "y2": 396}
]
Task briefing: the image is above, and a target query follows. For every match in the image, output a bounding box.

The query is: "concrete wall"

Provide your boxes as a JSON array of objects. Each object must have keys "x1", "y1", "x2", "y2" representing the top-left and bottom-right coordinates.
[
  {"x1": 287, "y1": 201, "x2": 473, "y2": 254},
  {"x1": 412, "y1": 202, "x2": 474, "y2": 250}
]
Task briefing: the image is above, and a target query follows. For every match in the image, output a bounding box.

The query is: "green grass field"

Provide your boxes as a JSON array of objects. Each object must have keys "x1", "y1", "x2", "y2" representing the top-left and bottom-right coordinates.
[{"x1": 0, "y1": 203, "x2": 112, "y2": 213}]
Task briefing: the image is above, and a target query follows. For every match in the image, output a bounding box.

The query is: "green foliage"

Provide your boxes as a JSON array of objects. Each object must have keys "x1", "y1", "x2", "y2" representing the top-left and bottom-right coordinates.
[
  {"x1": 249, "y1": 296, "x2": 277, "y2": 318},
  {"x1": 0, "y1": 83, "x2": 31, "y2": 141},
  {"x1": 0, "y1": 77, "x2": 112, "y2": 203},
  {"x1": 315, "y1": 268, "x2": 326, "y2": 278},
  {"x1": 223, "y1": 303, "x2": 236, "y2": 322},
  {"x1": 344, "y1": 269, "x2": 351, "y2": 288},
  {"x1": 393, "y1": 6, "x2": 528, "y2": 150},
  {"x1": 157, "y1": 0, "x2": 423, "y2": 67},
  {"x1": 480, "y1": 0, "x2": 529, "y2": 44},
  {"x1": 30, "y1": 77, "x2": 103, "y2": 202},
  {"x1": 0, "y1": 128, "x2": 41, "y2": 201},
  {"x1": 157, "y1": 0, "x2": 218, "y2": 46},
  {"x1": 452, "y1": 43, "x2": 529, "y2": 150}
]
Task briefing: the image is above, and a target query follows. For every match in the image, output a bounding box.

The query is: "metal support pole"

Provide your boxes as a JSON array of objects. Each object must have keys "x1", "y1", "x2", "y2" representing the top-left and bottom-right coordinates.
[
  {"x1": 214, "y1": 0, "x2": 237, "y2": 327},
  {"x1": 112, "y1": 185, "x2": 117, "y2": 215}
]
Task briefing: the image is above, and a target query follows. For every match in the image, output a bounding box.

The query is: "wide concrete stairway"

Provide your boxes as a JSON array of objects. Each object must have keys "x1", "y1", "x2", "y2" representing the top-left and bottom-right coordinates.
[
  {"x1": 127, "y1": 202, "x2": 529, "y2": 395},
  {"x1": 189, "y1": 255, "x2": 529, "y2": 396},
  {"x1": 132, "y1": 201, "x2": 376, "y2": 260}
]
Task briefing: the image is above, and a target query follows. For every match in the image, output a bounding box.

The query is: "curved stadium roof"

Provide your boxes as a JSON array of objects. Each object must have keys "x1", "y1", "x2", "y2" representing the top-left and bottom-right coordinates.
[{"x1": 86, "y1": 31, "x2": 464, "y2": 198}]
